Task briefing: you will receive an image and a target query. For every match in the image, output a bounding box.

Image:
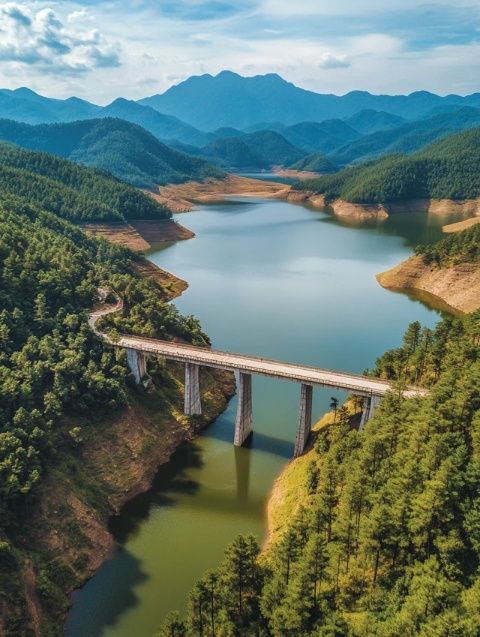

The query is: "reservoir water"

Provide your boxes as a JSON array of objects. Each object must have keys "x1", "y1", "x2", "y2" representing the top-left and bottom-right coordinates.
[{"x1": 67, "y1": 198, "x2": 458, "y2": 637}]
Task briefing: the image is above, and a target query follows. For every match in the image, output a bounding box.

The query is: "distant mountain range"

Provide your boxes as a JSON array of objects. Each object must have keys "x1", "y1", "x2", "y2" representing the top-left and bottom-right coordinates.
[
  {"x1": 0, "y1": 118, "x2": 222, "y2": 187},
  {"x1": 139, "y1": 70, "x2": 480, "y2": 130},
  {"x1": 1, "y1": 72, "x2": 480, "y2": 178}
]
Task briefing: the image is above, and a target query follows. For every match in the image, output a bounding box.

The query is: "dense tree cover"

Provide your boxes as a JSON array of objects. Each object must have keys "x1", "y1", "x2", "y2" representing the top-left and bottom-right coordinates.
[
  {"x1": 290, "y1": 153, "x2": 337, "y2": 173},
  {"x1": 343, "y1": 110, "x2": 405, "y2": 135},
  {"x1": 201, "y1": 130, "x2": 305, "y2": 170},
  {"x1": 0, "y1": 118, "x2": 223, "y2": 188},
  {"x1": 0, "y1": 194, "x2": 205, "y2": 516},
  {"x1": 161, "y1": 312, "x2": 480, "y2": 635},
  {"x1": 0, "y1": 143, "x2": 171, "y2": 222},
  {"x1": 415, "y1": 224, "x2": 480, "y2": 267},
  {"x1": 297, "y1": 128, "x2": 480, "y2": 203},
  {"x1": 330, "y1": 107, "x2": 480, "y2": 166}
]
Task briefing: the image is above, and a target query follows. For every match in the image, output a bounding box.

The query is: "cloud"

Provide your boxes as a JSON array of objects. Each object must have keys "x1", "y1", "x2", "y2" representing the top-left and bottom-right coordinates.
[
  {"x1": 0, "y1": 3, "x2": 121, "y2": 74},
  {"x1": 318, "y1": 53, "x2": 350, "y2": 69}
]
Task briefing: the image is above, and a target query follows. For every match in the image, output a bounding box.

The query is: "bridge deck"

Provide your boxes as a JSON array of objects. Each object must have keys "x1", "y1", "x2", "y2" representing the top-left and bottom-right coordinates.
[{"x1": 116, "y1": 335, "x2": 426, "y2": 398}]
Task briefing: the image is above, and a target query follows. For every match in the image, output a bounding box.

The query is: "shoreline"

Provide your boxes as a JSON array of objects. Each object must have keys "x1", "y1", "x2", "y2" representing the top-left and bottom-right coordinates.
[
  {"x1": 82, "y1": 218, "x2": 194, "y2": 252},
  {"x1": 277, "y1": 190, "x2": 480, "y2": 221},
  {"x1": 21, "y1": 221, "x2": 234, "y2": 635},
  {"x1": 377, "y1": 255, "x2": 480, "y2": 314},
  {"x1": 148, "y1": 174, "x2": 289, "y2": 212}
]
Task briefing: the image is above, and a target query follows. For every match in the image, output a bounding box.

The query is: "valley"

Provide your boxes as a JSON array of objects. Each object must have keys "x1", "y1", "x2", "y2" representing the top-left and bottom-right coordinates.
[{"x1": 0, "y1": 68, "x2": 479, "y2": 637}]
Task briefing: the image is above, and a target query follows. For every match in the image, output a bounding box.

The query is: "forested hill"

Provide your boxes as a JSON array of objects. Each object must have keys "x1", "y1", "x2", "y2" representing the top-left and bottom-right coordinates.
[
  {"x1": 0, "y1": 190, "x2": 209, "y2": 631},
  {"x1": 0, "y1": 143, "x2": 170, "y2": 222},
  {"x1": 415, "y1": 223, "x2": 480, "y2": 267},
  {"x1": 160, "y1": 312, "x2": 480, "y2": 636},
  {"x1": 0, "y1": 118, "x2": 223, "y2": 188},
  {"x1": 296, "y1": 128, "x2": 480, "y2": 203}
]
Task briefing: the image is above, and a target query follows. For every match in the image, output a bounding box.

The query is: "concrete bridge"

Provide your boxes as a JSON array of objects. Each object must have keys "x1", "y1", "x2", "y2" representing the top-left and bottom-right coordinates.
[{"x1": 89, "y1": 295, "x2": 427, "y2": 457}]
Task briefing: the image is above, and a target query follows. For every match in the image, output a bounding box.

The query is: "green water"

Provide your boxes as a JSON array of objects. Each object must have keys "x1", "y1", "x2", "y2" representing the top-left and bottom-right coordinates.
[{"x1": 66, "y1": 199, "x2": 460, "y2": 637}]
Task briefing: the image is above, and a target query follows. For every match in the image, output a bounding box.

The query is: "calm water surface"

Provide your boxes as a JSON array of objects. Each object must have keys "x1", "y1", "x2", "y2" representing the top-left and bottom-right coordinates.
[{"x1": 67, "y1": 199, "x2": 461, "y2": 637}]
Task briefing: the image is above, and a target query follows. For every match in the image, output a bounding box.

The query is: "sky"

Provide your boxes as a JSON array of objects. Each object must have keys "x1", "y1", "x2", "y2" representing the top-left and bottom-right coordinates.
[{"x1": 0, "y1": 0, "x2": 479, "y2": 103}]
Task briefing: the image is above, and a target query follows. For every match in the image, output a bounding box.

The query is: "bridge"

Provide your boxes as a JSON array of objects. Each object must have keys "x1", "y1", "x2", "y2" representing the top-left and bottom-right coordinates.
[{"x1": 89, "y1": 294, "x2": 427, "y2": 457}]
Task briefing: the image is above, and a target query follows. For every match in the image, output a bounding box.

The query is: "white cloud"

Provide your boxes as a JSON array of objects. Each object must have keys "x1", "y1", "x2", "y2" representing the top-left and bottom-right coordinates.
[
  {"x1": 0, "y1": 3, "x2": 121, "y2": 74},
  {"x1": 318, "y1": 53, "x2": 350, "y2": 69}
]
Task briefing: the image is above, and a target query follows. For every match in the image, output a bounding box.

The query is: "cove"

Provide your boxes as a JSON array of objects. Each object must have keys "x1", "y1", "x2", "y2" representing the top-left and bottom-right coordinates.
[{"x1": 66, "y1": 198, "x2": 459, "y2": 637}]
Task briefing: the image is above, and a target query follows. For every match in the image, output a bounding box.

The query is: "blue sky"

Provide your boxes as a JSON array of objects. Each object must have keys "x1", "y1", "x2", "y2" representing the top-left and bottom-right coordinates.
[{"x1": 0, "y1": 0, "x2": 478, "y2": 101}]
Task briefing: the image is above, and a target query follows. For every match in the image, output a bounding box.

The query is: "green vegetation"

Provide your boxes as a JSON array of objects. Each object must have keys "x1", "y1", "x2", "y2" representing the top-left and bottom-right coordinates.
[
  {"x1": 0, "y1": 118, "x2": 223, "y2": 188},
  {"x1": 202, "y1": 130, "x2": 305, "y2": 170},
  {"x1": 297, "y1": 128, "x2": 480, "y2": 203},
  {"x1": 0, "y1": 142, "x2": 170, "y2": 222},
  {"x1": 290, "y1": 153, "x2": 337, "y2": 173},
  {"x1": 330, "y1": 107, "x2": 480, "y2": 166},
  {"x1": 415, "y1": 223, "x2": 480, "y2": 266},
  {"x1": 0, "y1": 184, "x2": 209, "y2": 633},
  {"x1": 160, "y1": 312, "x2": 480, "y2": 635}
]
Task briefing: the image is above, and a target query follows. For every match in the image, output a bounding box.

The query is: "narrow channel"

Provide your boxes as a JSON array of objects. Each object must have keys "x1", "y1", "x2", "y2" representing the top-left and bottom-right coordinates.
[{"x1": 67, "y1": 197, "x2": 459, "y2": 637}]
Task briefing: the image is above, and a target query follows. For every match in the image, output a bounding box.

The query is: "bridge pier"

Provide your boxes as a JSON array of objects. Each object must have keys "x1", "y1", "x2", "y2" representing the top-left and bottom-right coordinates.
[
  {"x1": 234, "y1": 372, "x2": 253, "y2": 446},
  {"x1": 359, "y1": 395, "x2": 382, "y2": 431},
  {"x1": 294, "y1": 383, "x2": 313, "y2": 457},
  {"x1": 126, "y1": 348, "x2": 147, "y2": 384},
  {"x1": 185, "y1": 362, "x2": 202, "y2": 415}
]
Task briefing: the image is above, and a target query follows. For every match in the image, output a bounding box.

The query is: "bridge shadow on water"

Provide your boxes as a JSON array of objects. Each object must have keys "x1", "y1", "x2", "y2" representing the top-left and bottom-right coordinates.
[{"x1": 204, "y1": 423, "x2": 294, "y2": 460}]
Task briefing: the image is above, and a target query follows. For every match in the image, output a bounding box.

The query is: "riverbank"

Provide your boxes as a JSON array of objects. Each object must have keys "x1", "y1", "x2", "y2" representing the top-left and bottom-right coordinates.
[
  {"x1": 377, "y1": 255, "x2": 480, "y2": 314},
  {"x1": 278, "y1": 190, "x2": 480, "y2": 221},
  {"x1": 6, "y1": 226, "x2": 232, "y2": 635},
  {"x1": 149, "y1": 174, "x2": 288, "y2": 212},
  {"x1": 83, "y1": 218, "x2": 194, "y2": 252},
  {"x1": 29, "y1": 365, "x2": 235, "y2": 635},
  {"x1": 265, "y1": 402, "x2": 361, "y2": 552}
]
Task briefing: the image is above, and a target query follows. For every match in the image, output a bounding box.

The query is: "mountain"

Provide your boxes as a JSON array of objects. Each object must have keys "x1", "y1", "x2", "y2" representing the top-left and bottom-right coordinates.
[
  {"x1": 343, "y1": 109, "x2": 405, "y2": 134},
  {"x1": 0, "y1": 87, "x2": 100, "y2": 124},
  {"x1": 99, "y1": 98, "x2": 212, "y2": 147},
  {"x1": 138, "y1": 71, "x2": 480, "y2": 130},
  {"x1": 201, "y1": 130, "x2": 305, "y2": 170},
  {"x1": 330, "y1": 106, "x2": 480, "y2": 165},
  {"x1": 289, "y1": 153, "x2": 337, "y2": 173},
  {"x1": 0, "y1": 142, "x2": 170, "y2": 222},
  {"x1": 297, "y1": 128, "x2": 480, "y2": 203},
  {"x1": 278, "y1": 120, "x2": 360, "y2": 154},
  {"x1": 0, "y1": 118, "x2": 223, "y2": 188}
]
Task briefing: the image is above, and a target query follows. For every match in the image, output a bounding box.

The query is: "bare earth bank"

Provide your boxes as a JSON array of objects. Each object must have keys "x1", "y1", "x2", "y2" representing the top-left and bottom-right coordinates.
[
  {"x1": 278, "y1": 190, "x2": 480, "y2": 221},
  {"x1": 377, "y1": 255, "x2": 480, "y2": 314},
  {"x1": 149, "y1": 175, "x2": 288, "y2": 212}
]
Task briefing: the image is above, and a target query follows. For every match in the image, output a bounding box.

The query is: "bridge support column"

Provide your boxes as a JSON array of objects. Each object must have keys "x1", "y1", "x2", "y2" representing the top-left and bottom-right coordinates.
[
  {"x1": 359, "y1": 395, "x2": 381, "y2": 431},
  {"x1": 126, "y1": 348, "x2": 147, "y2": 384},
  {"x1": 294, "y1": 383, "x2": 313, "y2": 457},
  {"x1": 234, "y1": 373, "x2": 253, "y2": 446},
  {"x1": 185, "y1": 362, "x2": 202, "y2": 416}
]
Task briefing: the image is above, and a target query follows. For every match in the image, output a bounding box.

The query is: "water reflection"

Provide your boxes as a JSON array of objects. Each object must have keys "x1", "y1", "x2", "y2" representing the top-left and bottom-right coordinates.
[{"x1": 109, "y1": 443, "x2": 203, "y2": 544}]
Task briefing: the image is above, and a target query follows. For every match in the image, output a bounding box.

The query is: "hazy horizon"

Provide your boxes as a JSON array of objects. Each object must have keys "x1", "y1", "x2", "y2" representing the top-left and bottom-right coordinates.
[{"x1": 0, "y1": 1, "x2": 479, "y2": 103}]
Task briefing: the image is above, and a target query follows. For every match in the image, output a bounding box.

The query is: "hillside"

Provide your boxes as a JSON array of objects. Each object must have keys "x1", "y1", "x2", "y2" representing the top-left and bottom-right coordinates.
[
  {"x1": 99, "y1": 98, "x2": 212, "y2": 147},
  {"x1": 160, "y1": 312, "x2": 480, "y2": 636},
  {"x1": 343, "y1": 109, "x2": 405, "y2": 134},
  {"x1": 296, "y1": 128, "x2": 480, "y2": 204},
  {"x1": 0, "y1": 143, "x2": 170, "y2": 222},
  {"x1": 139, "y1": 70, "x2": 480, "y2": 129},
  {"x1": 0, "y1": 118, "x2": 222, "y2": 188},
  {"x1": 0, "y1": 188, "x2": 234, "y2": 634},
  {"x1": 278, "y1": 119, "x2": 360, "y2": 154},
  {"x1": 289, "y1": 153, "x2": 337, "y2": 173},
  {"x1": 330, "y1": 106, "x2": 480, "y2": 165},
  {"x1": 377, "y1": 224, "x2": 480, "y2": 313},
  {"x1": 201, "y1": 130, "x2": 305, "y2": 170}
]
